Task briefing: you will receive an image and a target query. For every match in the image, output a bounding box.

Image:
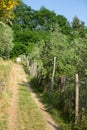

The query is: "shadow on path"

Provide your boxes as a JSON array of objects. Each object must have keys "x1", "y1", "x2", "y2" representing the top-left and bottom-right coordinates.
[
  {"x1": 19, "y1": 81, "x2": 61, "y2": 130},
  {"x1": 47, "y1": 121, "x2": 60, "y2": 130}
]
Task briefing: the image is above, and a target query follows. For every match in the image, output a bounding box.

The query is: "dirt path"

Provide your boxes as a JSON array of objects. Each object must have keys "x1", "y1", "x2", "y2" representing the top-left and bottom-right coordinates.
[
  {"x1": 7, "y1": 64, "x2": 24, "y2": 130},
  {"x1": 7, "y1": 64, "x2": 60, "y2": 130},
  {"x1": 8, "y1": 64, "x2": 19, "y2": 130},
  {"x1": 28, "y1": 86, "x2": 60, "y2": 130}
]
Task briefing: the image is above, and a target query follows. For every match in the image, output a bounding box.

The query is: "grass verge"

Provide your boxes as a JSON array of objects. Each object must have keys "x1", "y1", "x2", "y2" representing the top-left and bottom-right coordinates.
[
  {"x1": 0, "y1": 92, "x2": 8, "y2": 130},
  {"x1": 29, "y1": 77, "x2": 71, "y2": 130},
  {"x1": 0, "y1": 59, "x2": 12, "y2": 130},
  {"x1": 18, "y1": 85, "x2": 46, "y2": 130}
]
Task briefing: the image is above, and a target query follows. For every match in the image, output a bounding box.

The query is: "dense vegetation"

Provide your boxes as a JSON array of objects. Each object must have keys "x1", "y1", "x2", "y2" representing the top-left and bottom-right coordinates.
[{"x1": 0, "y1": 1, "x2": 87, "y2": 129}]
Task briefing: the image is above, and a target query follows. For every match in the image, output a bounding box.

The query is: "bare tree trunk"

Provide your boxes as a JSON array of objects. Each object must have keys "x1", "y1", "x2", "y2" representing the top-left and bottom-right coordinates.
[
  {"x1": 75, "y1": 74, "x2": 79, "y2": 124},
  {"x1": 51, "y1": 56, "x2": 56, "y2": 95}
]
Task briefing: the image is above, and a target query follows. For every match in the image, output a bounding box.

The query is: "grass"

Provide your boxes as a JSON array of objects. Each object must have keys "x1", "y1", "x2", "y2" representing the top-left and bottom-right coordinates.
[
  {"x1": 0, "y1": 89, "x2": 13, "y2": 130},
  {"x1": 29, "y1": 77, "x2": 72, "y2": 130},
  {"x1": 0, "y1": 58, "x2": 12, "y2": 130},
  {"x1": 0, "y1": 59, "x2": 12, "y2": 90},
  {"x1": 48, "y1": 108, "x2": 71, "y2": 130},
  {"x1": 17, "y1": 85, "x2": 46, "y2": 130},
  {"x1": 0, "y1": 92, "x2": 9, "y2": 130}
]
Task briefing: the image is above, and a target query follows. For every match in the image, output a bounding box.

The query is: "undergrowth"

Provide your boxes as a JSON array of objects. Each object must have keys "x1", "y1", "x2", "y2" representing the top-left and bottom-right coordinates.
[
  {"x1": 29, "y1": 77, "x2": 72, "y2": 130},
  {"x1": 29, "y1": 77, "x2": 87, "y2": 130}
]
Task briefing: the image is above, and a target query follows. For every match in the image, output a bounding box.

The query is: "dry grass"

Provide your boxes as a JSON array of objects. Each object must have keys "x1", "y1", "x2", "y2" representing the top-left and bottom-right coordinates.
[
  {"x1": 18, "y1": 85, "x2": 46, "y2": 130},
  {"x1": 0, "y1": 59, "x2": 12, "y2": 130}
]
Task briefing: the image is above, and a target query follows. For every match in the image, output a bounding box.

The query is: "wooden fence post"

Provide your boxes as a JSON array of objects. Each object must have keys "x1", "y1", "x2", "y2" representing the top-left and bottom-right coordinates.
[
  {"x1": 51, "y1": 56, "x2": 56, "y2": 94},
  {"x1": 26, "y1": 54, "x2": 29, "y2": 68},
  {"x1": 75, "y1": 73, "x2": 79, "y2": 124}
]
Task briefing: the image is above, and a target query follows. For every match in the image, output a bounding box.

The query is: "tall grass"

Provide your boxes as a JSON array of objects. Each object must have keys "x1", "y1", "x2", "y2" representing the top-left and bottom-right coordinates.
[
  {"x1": 0, "y1": 58, "x2": 12, "y2": 130},
  {"x1": 0, "y1": 58, "x2": 12, "y2": 91}
]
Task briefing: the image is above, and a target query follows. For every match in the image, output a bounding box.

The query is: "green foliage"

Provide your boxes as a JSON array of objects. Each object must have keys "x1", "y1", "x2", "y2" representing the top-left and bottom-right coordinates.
[
  {"x1": 34, "y1": 6, "x2": 56, "y2": 30},
  {"x1": 13, "y1": 2, "x2": 35, "y2": 29},
  {"x1": 11, "y1": 2, "x2": 87, "y2": 128},
  {"x1": 56, "y1": 15, "x2": 71, "y2": 35},
  {"x1": 28, "y1": 22, "x2": 87, "y2": 128},
  {"x1": 72, "y1": 118, "x2": 87, "y2": 130},
  {"x1": 72, "y1": 16, "x2": 86, "y2": 38},
  {"x1": 10, "y1": 42, "x2": 27, "y2": 57},
  {"x1": 37, "y1": 24, "x2": 78, "y2": 86},
  {"x1": 0, "y1": 24, "x2": 14, "y2": 59}
]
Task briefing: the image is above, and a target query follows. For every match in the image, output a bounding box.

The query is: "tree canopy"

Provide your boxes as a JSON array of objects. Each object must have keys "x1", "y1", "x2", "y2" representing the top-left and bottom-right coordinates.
[
  {"x1": 0, "y1": 23, "x2": 14, "y2": 59},
  {"x1": 0, "y1": 0, "x2": 20, "y2": 21}
]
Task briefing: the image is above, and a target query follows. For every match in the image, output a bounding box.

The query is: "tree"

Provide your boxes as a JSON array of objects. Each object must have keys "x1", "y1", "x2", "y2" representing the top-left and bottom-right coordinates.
[
  {"x1": 0, "y1": 24, "x2": 14, "y2": 59},
  {"x1": 42, "y1": 24, "x2": 77, "y2": 77},
  {"x1": 72, "y1": 16, "x2": 86, "y2": 38},
  {"x1": 72, "y1": 16, "x2": 80, "y2": 29},
  {"x1": 0, "y1": 0, "x2": 19, "y2": 20},
  {"x1": 33, "y1": 6, "x2": 56, "y2": 30},
  {"x1": 56, "y1": 15, "x2": 71, "y2": 35},
  {"x1": 10, "y1": 42, "x2": 27, "y2": 58},
  {"x1": 12, "y1": 3, "x2": 50, "y2": 58},
  {"x1": 13, "y1": 2, "x2": 35, "y2": 29}
]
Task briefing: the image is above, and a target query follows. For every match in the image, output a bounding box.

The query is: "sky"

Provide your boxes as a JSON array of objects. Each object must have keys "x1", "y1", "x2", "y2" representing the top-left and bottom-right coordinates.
[{"x1": 23, "y1": 0, "x2": 87, "y2": 26}]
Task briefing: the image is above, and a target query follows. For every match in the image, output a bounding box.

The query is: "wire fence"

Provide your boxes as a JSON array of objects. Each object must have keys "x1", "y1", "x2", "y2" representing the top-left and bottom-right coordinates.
[{"x1": 53, "y1": 74, "x2": 87, "y2": 122}]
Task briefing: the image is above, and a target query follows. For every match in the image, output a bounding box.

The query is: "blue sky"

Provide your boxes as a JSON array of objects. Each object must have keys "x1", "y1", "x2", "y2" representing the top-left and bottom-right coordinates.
[{"x1": 23, "y1": 0, "x2": 87, "y2": 26}]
